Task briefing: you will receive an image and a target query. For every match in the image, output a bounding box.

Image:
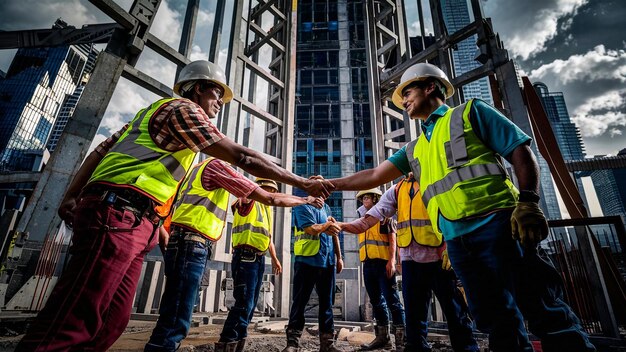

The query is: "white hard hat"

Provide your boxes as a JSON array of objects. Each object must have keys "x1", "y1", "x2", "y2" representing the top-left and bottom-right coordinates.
[
  {"x1": 173, "y1": 60, "x2": 233, "y2": 103},
  {"x1": 391, "y1": 63, "x2": 454, "y2": 109},
  {"x1": 356, "y1": 188, "x2": 383, "y2": 200}
]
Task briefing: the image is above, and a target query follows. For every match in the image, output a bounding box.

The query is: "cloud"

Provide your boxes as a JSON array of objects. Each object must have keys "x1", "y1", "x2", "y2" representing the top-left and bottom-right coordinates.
[
  {"x1": 190, "y1": 45, "x2": 208, "y2": 61},
  {"x1": 570, "y1": 89, "x2": 626, "y2": 137},
  {"x1": 0, "y1": 0, "x2": 103, "y2": 31},
  {"x1": 150, "y1": 0, "x2": 183, "y2": 48},
  {"x1": 529, "y1": 45, "x2": 626, "y2": 84},
  {"x1": 483, "y1": 0, "x2": 588, "y2": 59}
]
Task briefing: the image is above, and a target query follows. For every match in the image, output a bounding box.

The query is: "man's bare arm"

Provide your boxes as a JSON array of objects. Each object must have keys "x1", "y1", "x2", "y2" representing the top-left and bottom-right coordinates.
[
  {"x1": 338, "y1": 215, "x2": 380, "y2": 234},
  {"x1": 329, "y1": 160, "x2": 403, "y2": 191},
  {"x1": 203, "y1": 137, "x2": 333, "y2": 197},
  {"x1": 248, "y1": 187, "x2": 324, "y2": 208}
]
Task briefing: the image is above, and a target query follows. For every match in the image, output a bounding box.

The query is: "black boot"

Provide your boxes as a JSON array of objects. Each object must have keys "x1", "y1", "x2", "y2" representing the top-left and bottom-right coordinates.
[
  {"x1": 215, "y1": 341, "x2": 238, "y2": 352},
  {"x1": 281, "y1": 328, "x2": 302, "y2": 352},
  {"x1": 360, "y1": 325, "x2": 391, "y2": 350},
  {"x1": 235, "y1": 338, "x2": 246, "y2": 352},
  {"x1": 393, "y1": 325, "x2": 405, "y2": 352}
]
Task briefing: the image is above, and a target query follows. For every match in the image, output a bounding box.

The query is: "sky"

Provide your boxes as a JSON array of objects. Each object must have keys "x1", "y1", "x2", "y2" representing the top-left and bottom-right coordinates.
[{"x1": 0, "y1": 0, "x2": 624, "y2": 214}]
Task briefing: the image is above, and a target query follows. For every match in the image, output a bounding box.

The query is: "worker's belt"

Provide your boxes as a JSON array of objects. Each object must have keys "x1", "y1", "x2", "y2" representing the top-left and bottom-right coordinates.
[
  {"x1": 83, "y1": 184, "x2": 160, "y2": 225},
  {"x1": 233, "y1": 246, "x2": 265, "y2": 262},
  {"x1": 170, "y1": 227, "x2": 213, "y2": 247}
]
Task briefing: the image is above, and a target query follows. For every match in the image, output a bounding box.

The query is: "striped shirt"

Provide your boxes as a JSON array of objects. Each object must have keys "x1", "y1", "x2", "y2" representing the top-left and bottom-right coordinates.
[
  {"x1": 201, "y1": 159, "x2": 258, "y2": 199},
  {"x1": 95, "y1": 98, "x2": 224, "y2": 156}
]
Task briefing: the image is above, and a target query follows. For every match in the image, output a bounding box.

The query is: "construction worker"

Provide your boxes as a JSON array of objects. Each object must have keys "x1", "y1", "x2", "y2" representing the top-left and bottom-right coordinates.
[
  {"x1": 16, "y1": 60, "x2": 332, "y2": 351},
  {"x1": 146, "y1": 161, "x2": 323, "y2": 352},
  {"x1": 282, "y1": 190, "x2": 343, "y2": 352},
  {"x1": 339, "y1": 178, "x2": 478, "y2": 352},
  {"x1": 347, "y1": 188, "x2": 406, "y2": 351},
  {"x1": 322, "y1": 63, "x2": 596, "y2": 352},
  {"x1": 215, "y1": 177, "x2": 298, "y2": 352}
]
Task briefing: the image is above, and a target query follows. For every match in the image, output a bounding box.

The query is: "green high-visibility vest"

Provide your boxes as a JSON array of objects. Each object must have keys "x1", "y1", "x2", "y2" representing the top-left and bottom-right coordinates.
[
  {"x1": 294, "y1": 226, "x2": 320, "y2": 256},
  {"x1": 409, "y1": 100, "x2": 518, "y2": 235},
  {"x1": 88, "y1": 98, "x2": 196, "y2": 204},
  {"x1": 232, "y1": 200, "x2": 272, "y2": 252},
  {"x1": 171, "y1": 158, "x2": 230, "y2": 240}
]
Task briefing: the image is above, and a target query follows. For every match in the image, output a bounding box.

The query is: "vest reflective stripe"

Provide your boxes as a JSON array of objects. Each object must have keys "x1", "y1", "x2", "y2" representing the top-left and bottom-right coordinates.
[
  {"x1": 232, "y1": 201, "x2": 272, "y2": 252},
  {"x1": 109, "y1": 112, "x2": 187, "y2": 180},
  {"x1": 88, "y1": 98, "x2": 196, "y2": 204},
  {"x1": 171, "y1": 158, "x2": 230, "y2": 240},
  {"x1": 358, "y1": 219, "x2": 390, "y2": 262},
  {"x1": 395, "y1": 179, "x2": 442, "y2": 247},
  {"x1": 397, "y1": 219, "x2": 431, "y2": 229},
  {"x1": 406, "y1": 139, "x2": 421, "y2": 180},
  {"x1": 412, "y1": 100, "x2": 518, "y2": 235},
  {"x1": 421, "y1": 163, "x2": 505, "y2": 208},
  {"x1": 446, "y1": 102, "x2": 469, "y2": 168},
  {"x1": 294, "y1": 227, "x2": 320, "y2": 256}
]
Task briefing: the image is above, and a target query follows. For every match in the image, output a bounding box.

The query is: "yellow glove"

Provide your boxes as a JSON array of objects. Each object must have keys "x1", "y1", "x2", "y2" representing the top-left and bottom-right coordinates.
[
  {"x1": 441, "y1": 249, "x2": 452, "y2": 271},
  {"x1": 511, "y1": 202, "x2": 549, "y2": 248}
]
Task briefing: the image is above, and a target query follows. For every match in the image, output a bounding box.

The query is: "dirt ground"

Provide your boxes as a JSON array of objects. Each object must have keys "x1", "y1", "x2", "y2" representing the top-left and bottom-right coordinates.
[{"x1": 0, "y1": 318, "x2": 485, "y2": 352}]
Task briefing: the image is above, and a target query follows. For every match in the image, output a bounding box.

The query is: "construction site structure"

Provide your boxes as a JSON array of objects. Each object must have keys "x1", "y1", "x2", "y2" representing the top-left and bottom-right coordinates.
[{"x1": 0, "y1": 0, "x2": 624, "y2": 346}]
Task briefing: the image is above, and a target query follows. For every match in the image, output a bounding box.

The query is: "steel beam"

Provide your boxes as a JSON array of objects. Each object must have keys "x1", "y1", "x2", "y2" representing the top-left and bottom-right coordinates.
[{"x1": 0, "y1": 24, "x2": 120, "y2": 49}]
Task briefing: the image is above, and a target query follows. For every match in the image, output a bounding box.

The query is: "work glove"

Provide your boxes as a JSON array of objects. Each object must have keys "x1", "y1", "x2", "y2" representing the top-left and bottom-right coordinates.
[
  {"x1": 441, "y1": 249, "x2": 452, "y2": 271},
  {"x1": 511, "y1": 202, "x2": 549, "y2": 248}
]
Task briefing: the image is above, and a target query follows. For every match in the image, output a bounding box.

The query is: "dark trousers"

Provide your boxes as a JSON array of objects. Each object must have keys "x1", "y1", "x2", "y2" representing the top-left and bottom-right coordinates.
[
  {"x1": 219, "y1": 249, "x2": 266, "y2": 342},
  {"x1": 363, "y1": 258, "x2": 405, "y2": 327},
  {"x1": 402, "y1": 260, "x2": 479, "y2": 352},
  {"x1": 287, "y1": 261, "x2": 335, "y2": 333},
  {"x1": 16, "y1": 194, "x2": 158, "y2": 351},
  {"x1": 447, "y1": 211, "x2": 596, "y2": 352},
  {"x1": 145, "y1": 231, "x2": 212, "y2": 352}
]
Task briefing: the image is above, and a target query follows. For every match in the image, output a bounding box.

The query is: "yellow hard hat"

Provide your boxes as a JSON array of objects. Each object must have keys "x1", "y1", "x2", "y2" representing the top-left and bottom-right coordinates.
[
  {"x1": 356, "y1": 188, "x2": 383, "y2": 200},
  {"x1": 173, "y1": 60, "x2": 233, "y2": 103},
  {"x1": 391, "y1": 63, "x2": 454, "y2": 109},
  {"x1": 256, "y1": 177, "x2": 279, "y2": 192}
]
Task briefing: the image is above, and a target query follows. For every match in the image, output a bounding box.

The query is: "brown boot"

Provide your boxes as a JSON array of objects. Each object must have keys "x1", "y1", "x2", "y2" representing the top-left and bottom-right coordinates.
[
  {"x1": 215, "y1": 341, "x2": 238, "y2": 352},
  {"x1": 360, "y1": 325, "x2": 391, "y2": 350},
  {"x1": 281, "y1": 328, "x2": 302, "y2": 352},
  {"x1": 235, "y1": 338, "x2": 246, "y2": 352},
  {"x1": 392, "y1": 325, "x2": 405, "y2": 352},
  {"x1": 319, "y1": 331, "x2": 343, "y2": 352}
]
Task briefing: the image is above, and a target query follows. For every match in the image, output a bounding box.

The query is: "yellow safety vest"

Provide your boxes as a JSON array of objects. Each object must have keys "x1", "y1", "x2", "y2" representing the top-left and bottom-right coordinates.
[
  {"x1": 395, "y1": 178, "x2": 442, "y2": 247},
  {"x1": 408, "y1": 100, "x2": 518, "y2": 235},
  {"x1": 171, "y1": 158, "x2": 230, "y2": 240},
  {"x1": 357, "y1": 207, "x2": 391, "y2": 261},
  {"x1": 88, "y1": 98, "x2": 196, "y2": 204},
  {"x1": 232, "y1": 200, "x2": 273, "y2": 252},
  {"x1": 294, "y1": 226, "x2": 320, "y2": 256}
]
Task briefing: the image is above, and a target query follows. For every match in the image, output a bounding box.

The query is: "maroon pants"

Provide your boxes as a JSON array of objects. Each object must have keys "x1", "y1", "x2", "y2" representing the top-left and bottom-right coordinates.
[{"x1": 16, "y1": 195, "x2": 158, "y2": 351}]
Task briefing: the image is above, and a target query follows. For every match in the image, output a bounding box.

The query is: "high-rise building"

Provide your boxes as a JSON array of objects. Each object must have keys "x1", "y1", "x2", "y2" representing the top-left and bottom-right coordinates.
[
  {"x1": 441, "y1": 0, "x2": 493, "y2": 104},
  {"x1": 0, "y1": 19, "x2": 98, "y2": 209},
  {"x1": 295, "y1": 0, "x2": 370, "y2": 222},
  {"x1": 590, "y1": 149, "x2": 626, "y2": 224},
  {"x1": 533, "y1": 82, "x2": 588, "y2": 215}
]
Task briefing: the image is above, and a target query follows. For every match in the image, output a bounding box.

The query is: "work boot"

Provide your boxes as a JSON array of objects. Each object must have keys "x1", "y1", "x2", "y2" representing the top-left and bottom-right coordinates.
[
  {"x1": 281, "y1": 328, "x2": 302, "y2": 352},
  {"x1": 360, "y1": 325, "x2": 391, "y2": 350},
  {"x1": 214, "y1": 341, "x2": 238, "y2": 352},
  {"x1": 235, "y1": 338, "x2": 246, "y2": 352},
  {"x1": 320, "y1": 331, "x2": 343, "y2": 352},
  {"x1": 393, "y1": 325, "x2": 405, "y2": 352}
]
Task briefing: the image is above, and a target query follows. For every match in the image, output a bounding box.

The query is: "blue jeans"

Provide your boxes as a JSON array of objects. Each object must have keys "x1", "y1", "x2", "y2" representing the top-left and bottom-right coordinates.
[
  {"x1": 145, "y1": 231, "x2": 211, "y2": 352},
  {"x1": 219, "y1": 249, "x2": 266, "y2": 342},
  {"x1": 363, "y1": 259, "x2": 405, "y2": 327},
  {"x1": 446, "y1": 211, "x2": 596, "y2": 352},
  {"x1": 402, "y1": 260, "x2": 479, "y2": 352},
  {"x1": 287, "y1": 261, "x2": 335, "y2": 333}
]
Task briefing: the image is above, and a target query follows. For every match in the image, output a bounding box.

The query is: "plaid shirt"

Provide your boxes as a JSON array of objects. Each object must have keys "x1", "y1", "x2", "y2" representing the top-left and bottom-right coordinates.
[{"x1": 95, "y1": 98, "x2": 224, "y2": 156}]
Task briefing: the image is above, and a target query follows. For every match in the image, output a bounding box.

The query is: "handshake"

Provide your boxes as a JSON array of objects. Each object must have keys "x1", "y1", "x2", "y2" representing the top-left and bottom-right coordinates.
[{"x1": 324, "y1": 216, "x2": 342, "y2": 236}]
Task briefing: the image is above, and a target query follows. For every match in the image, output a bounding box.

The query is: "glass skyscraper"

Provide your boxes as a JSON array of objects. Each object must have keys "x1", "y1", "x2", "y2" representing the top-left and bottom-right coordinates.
[
  {"x1": 295, "y1": 0, "x2": 373, "y2": 221},
  {"x1": 590, "y1": 149, "x2": 626, "y2": 221},
  {"x1": 533, "y1": 82, "x2": 588, "y2": 215},
  {"x1": 0, "y1": 19, "x2": 98, "y2": 209},
  {"x1": 441, "y1": 0, "x2": 493, "y2": 104}
]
